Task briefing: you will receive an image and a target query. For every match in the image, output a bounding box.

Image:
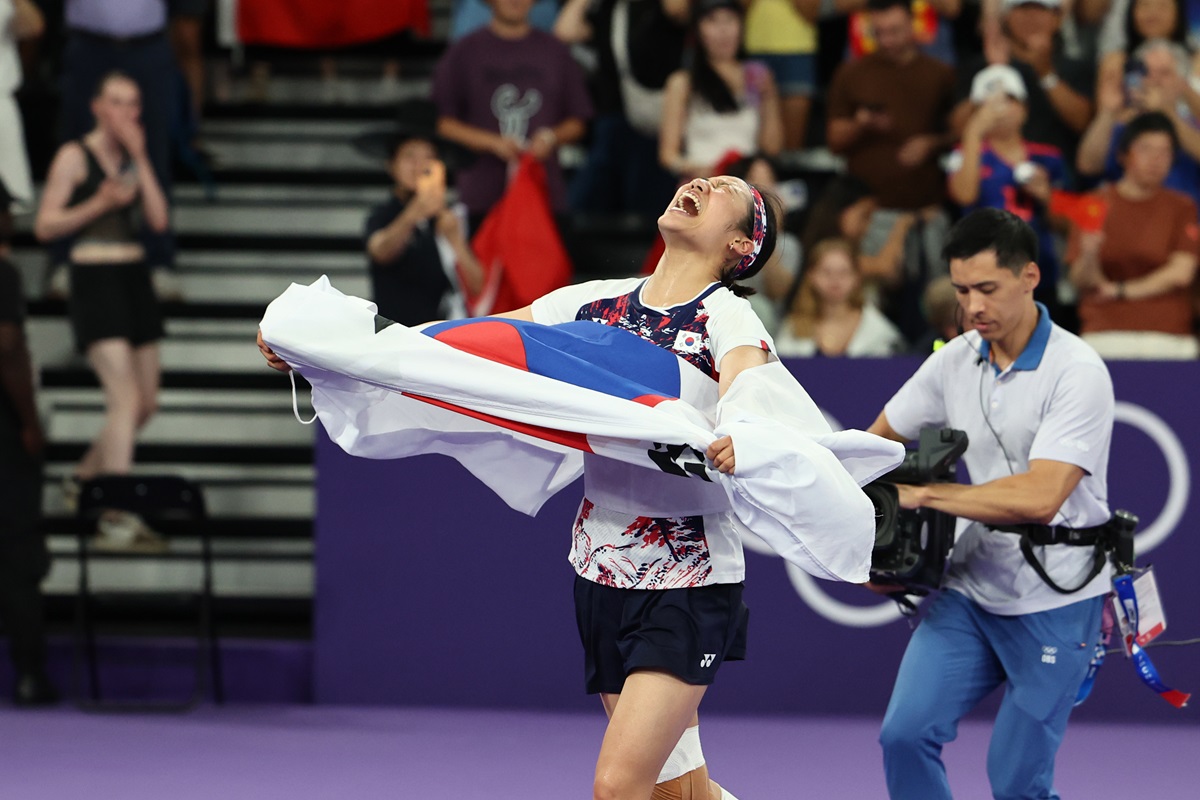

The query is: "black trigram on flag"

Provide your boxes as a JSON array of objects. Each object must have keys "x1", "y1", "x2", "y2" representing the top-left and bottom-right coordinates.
[{"x1": 647, "y1": 443, "x2": 712, "y2": 481}]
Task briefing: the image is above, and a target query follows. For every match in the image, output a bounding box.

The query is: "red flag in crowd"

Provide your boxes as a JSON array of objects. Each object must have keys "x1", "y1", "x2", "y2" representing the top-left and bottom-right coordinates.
[
  {"x1": 468, "y1": 156, "x2": 573, "y2": 315},
  {"x1": 238, "y1": 0, "x2": 431, "y2": 48},
  {"x1": 1049, "y1": 191, "x2": 1109, "y2": 233}
]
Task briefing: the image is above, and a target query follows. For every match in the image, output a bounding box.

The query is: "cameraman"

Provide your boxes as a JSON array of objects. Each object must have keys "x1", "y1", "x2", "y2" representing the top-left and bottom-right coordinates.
[{"x1": 866, "y1": 208, "x2": 1114, "y2": 800}]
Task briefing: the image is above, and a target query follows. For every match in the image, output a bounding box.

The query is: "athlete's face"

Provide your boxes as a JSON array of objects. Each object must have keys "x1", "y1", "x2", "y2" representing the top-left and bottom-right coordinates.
[
  {"x1": 659, "y1": 176, "x2": 757, "y2": 264},
  {"x1": 949, "y1": 249, "x2": 1039, "y2": 342}
]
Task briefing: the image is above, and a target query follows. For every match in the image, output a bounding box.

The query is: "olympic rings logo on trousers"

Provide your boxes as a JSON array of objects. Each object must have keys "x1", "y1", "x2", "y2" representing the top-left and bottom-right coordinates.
[{"x1": 738, "y1": 402, "x2": 1191, "y2": 628}]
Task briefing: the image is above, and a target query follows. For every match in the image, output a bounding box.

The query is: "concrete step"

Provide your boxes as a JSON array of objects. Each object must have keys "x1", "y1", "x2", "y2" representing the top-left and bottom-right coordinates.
[
  {"x1": 29, "y1": 316, "x2": 270, "y2": 371},
  {"x1": 10, "y1": 247, "x2": 370, "y2": 304},
  {"x1": 43, "y1": 536, "x2": 312, "y2": 597},
  {"x1": 174, "y1": 183, "x2": 387, "y2": 205},
  {"x1": 172, "y1": 203, "x2": 368, "y2": 237},
  {"x1": 44, "y1": 384, "x2": 312, "y2": 445}
]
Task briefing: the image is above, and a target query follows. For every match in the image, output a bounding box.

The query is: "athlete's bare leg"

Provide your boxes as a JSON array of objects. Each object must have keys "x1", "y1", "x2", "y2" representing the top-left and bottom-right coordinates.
[{"x1": 595, "y1": 670, "x2": 727, "y2": 800}]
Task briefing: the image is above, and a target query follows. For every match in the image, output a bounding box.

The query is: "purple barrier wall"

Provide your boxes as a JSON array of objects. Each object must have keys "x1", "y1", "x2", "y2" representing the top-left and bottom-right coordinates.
[{"x1": 314, "y1": 359, "x2": 1199, "y2": 724}]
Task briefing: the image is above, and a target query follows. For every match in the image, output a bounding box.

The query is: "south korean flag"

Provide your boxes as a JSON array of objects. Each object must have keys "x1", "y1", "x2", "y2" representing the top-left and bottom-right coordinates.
[{"x1": 674, "y1": 329, "x2": 707, "y2": 355}]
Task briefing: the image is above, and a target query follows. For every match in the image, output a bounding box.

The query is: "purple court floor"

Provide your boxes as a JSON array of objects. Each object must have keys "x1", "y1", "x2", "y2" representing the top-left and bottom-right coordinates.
[{"x1": 1, "y1": 705, "x2": 1196, "y2": 798}]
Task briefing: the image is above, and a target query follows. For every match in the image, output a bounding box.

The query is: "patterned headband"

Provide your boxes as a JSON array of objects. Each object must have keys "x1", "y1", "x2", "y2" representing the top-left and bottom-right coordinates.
[{"x1": 732, "y1": 187, "x2": 767, "y2": 281}]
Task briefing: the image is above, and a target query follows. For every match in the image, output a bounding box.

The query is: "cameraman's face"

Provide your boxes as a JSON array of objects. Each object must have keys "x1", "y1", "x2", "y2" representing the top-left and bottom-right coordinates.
[{"x1": 949, "y1": 250, "x2": 1039, "y2": 341}]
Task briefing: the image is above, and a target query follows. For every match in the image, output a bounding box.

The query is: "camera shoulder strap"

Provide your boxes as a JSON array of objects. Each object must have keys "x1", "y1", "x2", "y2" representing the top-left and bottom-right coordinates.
[{"x1": 1018, "y1": 534, "x2": 1107, "y2": 595}]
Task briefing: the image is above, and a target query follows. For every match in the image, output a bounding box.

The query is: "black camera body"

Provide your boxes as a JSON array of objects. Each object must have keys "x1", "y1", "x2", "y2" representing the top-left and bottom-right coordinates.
[{"x1": 867, "y1": 428, "x2": 969, "y2": 595}]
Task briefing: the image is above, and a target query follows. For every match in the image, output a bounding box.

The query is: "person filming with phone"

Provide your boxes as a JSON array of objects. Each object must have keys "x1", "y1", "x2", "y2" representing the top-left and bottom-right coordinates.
[
  {"x1": 363, "y1": 105, "x2": 485, "y2": 326},
  {"x1": 865, "y1": 208, "x2": 1117, "y2": 800}
]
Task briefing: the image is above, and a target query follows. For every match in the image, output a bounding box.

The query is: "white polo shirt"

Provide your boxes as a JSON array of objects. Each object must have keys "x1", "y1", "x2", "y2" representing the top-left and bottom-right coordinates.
[{"x1": 885, "y1": 305, "x2": 1114, "y2": 615}]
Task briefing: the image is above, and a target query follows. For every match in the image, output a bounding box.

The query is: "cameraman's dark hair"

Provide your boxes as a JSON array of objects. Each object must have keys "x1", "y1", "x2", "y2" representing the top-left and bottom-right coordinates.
[
  {"x1": 941, "y1": 208, "x2": 1038, "y2": 275},
  {"x1": 866, "y1": 0, "x2": 912, "y2": 13},
  {"x1": 722, "y1": 186, "x2": 782, "y2": 298},
  {"x1": 689, "y1": 2, "x2": 744, "y2": 113},
  {"x1": 1118, "y1": 110, "x2": 1180, "y2": 156}
]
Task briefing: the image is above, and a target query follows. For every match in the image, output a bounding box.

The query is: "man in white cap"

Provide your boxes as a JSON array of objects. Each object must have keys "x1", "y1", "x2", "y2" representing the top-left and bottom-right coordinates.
[
  {"x1": 947, "y1": 63, "x2": 1067, "y2": 317},
  {"x1": 952, "y1": 0, "x2": 1094, "y2": 177}
]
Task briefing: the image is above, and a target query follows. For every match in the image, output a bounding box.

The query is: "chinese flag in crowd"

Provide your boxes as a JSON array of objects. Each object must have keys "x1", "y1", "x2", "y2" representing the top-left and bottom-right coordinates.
[
  {"x1": 237, "y1": 0, "x2": 431, "y2": 48},
  {"x1": 1049, "y1": 191, "x2": 1109, "y2": 233}
]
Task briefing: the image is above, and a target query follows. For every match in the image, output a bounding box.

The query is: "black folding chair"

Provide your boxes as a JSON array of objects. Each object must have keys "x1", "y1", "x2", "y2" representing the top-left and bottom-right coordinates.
[{"x1": 74, "y1": 475, "x2": 223, "y2": 711}]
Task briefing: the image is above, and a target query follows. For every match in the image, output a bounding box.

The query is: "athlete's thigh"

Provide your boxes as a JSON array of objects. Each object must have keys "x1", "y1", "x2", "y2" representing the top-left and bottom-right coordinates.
[{"x1": 596, "y1": 670, "x2": 707, "y2": 791}]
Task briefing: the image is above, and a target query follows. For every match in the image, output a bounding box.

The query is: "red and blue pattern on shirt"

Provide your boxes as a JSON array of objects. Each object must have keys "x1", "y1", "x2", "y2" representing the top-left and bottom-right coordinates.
[
  {"x1": 570, "y1": 282, "x2": 725, "y2": 589},
  {"x1": 572, "y1": 499, "x2": 713, "y2": 588},
  {"x1": 574, "y1": 283, "x2": 720, "y2": 379}
]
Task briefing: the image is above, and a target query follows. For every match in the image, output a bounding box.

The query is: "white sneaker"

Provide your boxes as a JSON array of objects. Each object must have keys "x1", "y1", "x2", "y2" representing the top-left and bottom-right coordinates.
[{"x1": 94, "y1": 510, "x2": 168, "y2": 553}]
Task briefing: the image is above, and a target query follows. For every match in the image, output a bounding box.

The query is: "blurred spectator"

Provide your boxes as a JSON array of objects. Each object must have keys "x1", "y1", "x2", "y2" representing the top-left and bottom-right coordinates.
[
  {"x1": 775, "y1": 238, "x2": 906, "y2": 356},
  {"x1": 954, "y1": 0, "x2": 1095, "y2": 179},
  {"x1": 827, "y1": 0, "x2": 956, "y2": 211},
  {"x1": 948, "y1": 64, "x2": 1067, "y2": 313},
  {"x1": 846, "y1": 0, "x2": 962, "y2": 65},
  {"x1": 1097, "y1": 0, "x2": 1199, "y2": 83},
  {"x1": 659, "y1": 0, "x2": 783, "y2": 179},
  {"x1": 1068, "y1": 111, "x2": 1199, "y2": 357},
  {"x1": 799, "y1": 175, "x2": 918, "y2": 294},
  {"x1": 1077, "y1": 37, "x2": 1200, "y2": 203},
  {"x1": 744, "y1": 0, "x2": 818, "y2": 149},
  {"x1": 57, "y1": 0, "x2": 179, "y2": 298},
  {"x1": 35, "y1": 73, "x2": 170, "y2": 550},
  {"x1": 433, "y1": 0, "x2": 592, "y2": 224},
  {"x1": 911, "y1": 273, "x2": 962, "y2": 351},
  {"x1": 361, "y1": 108, "x2": 485, "y2": 325},
  {"x1": 1, "y1": 0, "x2": 43, "y2": 210},
  {"x1": 0, "y1": 178, "x2": 58, "y2": 706},
  {"x1": 555, "y1": 0, "x2": 687, "y2": 217},
  {"x1": 725, "y1": 154, "x2": 803, "y2": 331},
  {"x1": 827, "y1": 0, "x2": 956, "y2": 341},
  {"x1": 168, "y1": 0, "x2": 208, "y2": 120},
  {"x1": 452, "y1": 0, "x2": 561, "y2": 39}
]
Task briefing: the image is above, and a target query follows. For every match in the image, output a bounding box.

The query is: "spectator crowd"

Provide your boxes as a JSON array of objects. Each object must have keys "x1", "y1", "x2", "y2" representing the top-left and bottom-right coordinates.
[
  {"x1": 421, "y1": 0, "x2": 1200, "y2": 359},
  {"x1": 6, "y1": 0, "x2": 1200, "y2": 360}
]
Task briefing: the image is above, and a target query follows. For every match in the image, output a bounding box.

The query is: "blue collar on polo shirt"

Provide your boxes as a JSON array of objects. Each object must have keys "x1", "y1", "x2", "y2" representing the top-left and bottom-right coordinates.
[{"x1": 977, "y1": 302, "x2": 1052, "y2": 374}]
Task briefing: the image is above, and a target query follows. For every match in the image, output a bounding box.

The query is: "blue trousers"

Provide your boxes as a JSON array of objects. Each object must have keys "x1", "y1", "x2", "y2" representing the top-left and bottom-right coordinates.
[{"x1": 879, "y1": 590, "x2": 1104, "y2": 800}]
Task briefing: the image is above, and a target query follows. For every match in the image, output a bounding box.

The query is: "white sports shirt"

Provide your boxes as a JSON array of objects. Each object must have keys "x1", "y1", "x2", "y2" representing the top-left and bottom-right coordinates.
[
  {"x1": 884, "y1": 305, "x2": 1115, "y2": 615},
  {"x1": 532, "y1": 277, "x2": 774, "y2": 589}
]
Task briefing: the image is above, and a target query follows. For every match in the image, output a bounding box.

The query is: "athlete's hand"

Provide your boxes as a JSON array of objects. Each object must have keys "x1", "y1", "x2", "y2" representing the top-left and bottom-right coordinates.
[
  {"x1": 706, "y1": 435, "x2": 736, "y2": 474},
  {"x1": 257, "y1": 328, "x2": 292, "y2": 372}
]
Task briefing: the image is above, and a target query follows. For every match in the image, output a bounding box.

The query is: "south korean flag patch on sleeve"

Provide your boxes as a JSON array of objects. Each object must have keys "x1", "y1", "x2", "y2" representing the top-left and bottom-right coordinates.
[{"x1": 674, "y1": 329, "x2": 706, "y2": 355}]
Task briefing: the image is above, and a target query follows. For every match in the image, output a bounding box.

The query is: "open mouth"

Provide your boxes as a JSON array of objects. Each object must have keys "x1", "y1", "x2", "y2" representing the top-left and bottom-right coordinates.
[{"x1": 670, "y1": 190, "x2": 702, "y2": 217}]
